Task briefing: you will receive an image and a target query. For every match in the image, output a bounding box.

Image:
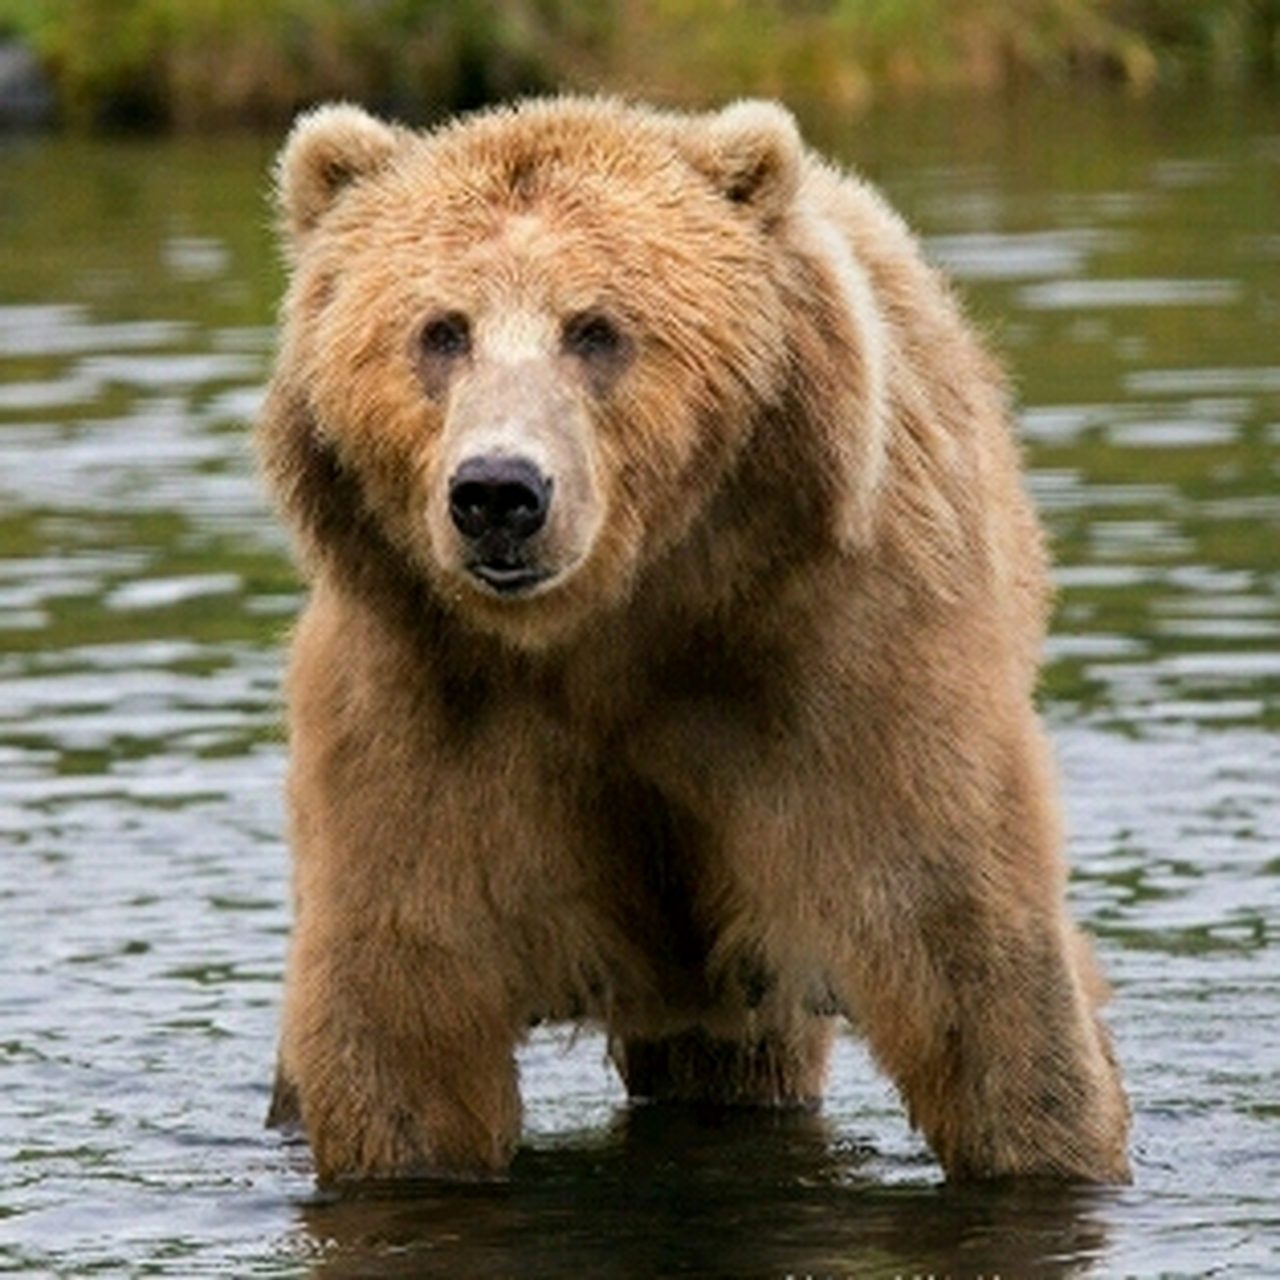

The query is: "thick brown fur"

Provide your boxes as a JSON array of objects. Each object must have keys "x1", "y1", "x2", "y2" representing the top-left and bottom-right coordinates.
[{"x1": 259, "y1": 97, "x2": 1130, "y2": 1186}]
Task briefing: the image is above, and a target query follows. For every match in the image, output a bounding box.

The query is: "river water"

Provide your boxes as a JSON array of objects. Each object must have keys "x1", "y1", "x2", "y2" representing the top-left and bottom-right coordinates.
[{"x1": 1, "y1": 88, "x2": 1277, "y2": 1276}]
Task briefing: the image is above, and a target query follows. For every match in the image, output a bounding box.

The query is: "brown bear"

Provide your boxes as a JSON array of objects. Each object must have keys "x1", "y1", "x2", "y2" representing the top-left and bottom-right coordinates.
[{"x1": 258, "y1": 96, "x2": 1130, "y2": 1186}]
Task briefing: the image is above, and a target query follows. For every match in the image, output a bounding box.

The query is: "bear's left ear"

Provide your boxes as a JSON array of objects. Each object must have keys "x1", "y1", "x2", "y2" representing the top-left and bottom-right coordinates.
[
  {"x1": 682, "y1": 100, "x2": 803, "y2": 221},
  {"x1": 275, "y1": 103, "x2": 405, "y2": 245}
]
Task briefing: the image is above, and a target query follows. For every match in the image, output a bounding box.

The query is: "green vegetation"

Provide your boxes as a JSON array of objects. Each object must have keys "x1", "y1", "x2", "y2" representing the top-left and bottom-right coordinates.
[{"x1": 2, "y1": 0, "x2": 1278, "y2": 130}]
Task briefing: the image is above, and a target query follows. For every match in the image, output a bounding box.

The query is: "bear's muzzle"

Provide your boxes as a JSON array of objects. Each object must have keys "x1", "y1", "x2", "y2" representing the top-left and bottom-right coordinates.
[{"x1": 448, "y1": 454, "x2": 554, "y2": 593}]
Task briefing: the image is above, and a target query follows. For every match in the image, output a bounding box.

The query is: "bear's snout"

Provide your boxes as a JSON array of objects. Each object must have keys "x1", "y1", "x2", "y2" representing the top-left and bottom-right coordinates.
[{"x1": 448, "y1": 454, "x2": 554, "y2": 593}]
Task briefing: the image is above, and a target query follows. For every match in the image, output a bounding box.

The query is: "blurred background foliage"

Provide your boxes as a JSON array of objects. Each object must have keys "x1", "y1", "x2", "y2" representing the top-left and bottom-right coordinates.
[{"x1": 0, "y1": 0, "x2": 1278, "y2": 130}]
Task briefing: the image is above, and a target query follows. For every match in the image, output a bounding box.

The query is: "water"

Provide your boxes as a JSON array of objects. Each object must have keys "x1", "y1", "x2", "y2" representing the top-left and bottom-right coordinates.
[{"x1": 1, "y1": 88, "x2": 1277, "y2": 1275}]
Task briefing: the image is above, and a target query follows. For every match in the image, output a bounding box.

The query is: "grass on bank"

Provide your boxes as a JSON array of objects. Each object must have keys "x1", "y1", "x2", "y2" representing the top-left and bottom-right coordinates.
[{"x1": 1, "y1": 0, "x2": 1278, "y2": 130}]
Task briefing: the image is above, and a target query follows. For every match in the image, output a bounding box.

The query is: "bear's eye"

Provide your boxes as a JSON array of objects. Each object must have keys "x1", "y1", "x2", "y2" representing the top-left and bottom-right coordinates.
[
  {"x1": 562, "y1": 311, "x2": 625, "y2": 362},
  {"x1": 420, "y1": 312, "x2": 472, "y2": 359}
]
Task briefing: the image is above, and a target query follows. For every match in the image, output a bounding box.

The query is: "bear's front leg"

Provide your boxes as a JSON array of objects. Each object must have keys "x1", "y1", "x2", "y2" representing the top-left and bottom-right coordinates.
[
  {"x1": 855, "y1": 910, "x2": 1131, "y2": 1184},
  {"x1": 277, "y1": 921, "x2": 522, "y2": 1184},
  {"x1": 841, "y1": 734, "x2": 1132, "y2": 1184},
  {"x1": 681, "y1": 703, "x2": 1131, "y2": 1183},
  {"x1": 272, "y1": 594, "x2": 541, "y2": 1185}
]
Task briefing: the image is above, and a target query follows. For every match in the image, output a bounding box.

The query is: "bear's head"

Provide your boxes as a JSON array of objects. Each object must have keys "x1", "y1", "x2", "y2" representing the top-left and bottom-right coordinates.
[{"x1": 260, "y1": 98, "x2": 886, "y2": 649}]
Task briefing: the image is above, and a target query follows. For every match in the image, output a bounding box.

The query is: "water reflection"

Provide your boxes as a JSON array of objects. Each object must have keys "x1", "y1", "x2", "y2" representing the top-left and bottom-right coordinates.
[{"x1": 294, "y1": 1106, "x2": 1114, "y2": 1279}]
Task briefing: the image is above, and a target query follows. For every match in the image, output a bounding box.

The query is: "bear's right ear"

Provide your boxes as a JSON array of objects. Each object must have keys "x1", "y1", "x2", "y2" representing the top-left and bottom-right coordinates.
[
  {"x1": 681, "y1": 100, "x2": 803, "y2": 222},
  {"x1": 275, "y1": 104, "x2": 404, "y2": 244}
]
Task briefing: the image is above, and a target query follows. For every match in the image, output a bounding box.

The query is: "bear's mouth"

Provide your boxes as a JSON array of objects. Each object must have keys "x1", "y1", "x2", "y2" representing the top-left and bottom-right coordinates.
[{"x1": 468, "y1": 559, "x2": 550, "y2": 595}]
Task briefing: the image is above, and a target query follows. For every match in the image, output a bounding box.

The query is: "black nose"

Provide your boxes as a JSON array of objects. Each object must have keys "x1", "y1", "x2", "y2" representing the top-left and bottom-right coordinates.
[{"x1": 448, "y1": 455, "x2": 552, "y2": 541}]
